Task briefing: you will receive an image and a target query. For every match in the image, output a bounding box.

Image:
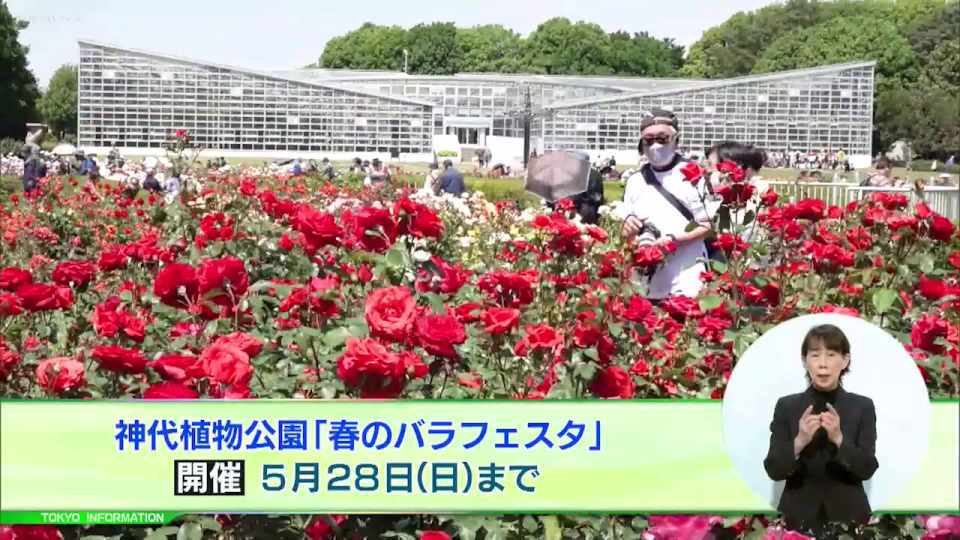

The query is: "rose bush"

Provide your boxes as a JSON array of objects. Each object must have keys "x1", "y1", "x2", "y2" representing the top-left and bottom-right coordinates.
[{"x1": 0, "y1": 171, "x2": 956, "y2": 539}]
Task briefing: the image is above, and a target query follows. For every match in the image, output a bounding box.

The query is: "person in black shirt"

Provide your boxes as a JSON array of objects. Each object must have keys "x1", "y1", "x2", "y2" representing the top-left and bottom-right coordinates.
[{"x1": 764, "y1": 324, "x2": 878, "y2": 537}]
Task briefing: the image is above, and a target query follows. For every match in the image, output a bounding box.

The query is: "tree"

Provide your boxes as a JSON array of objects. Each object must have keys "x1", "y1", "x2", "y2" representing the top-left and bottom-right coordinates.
[
  {"x1": 0, "y1": 0, "x2": 40, "y2": 140},
  {"x1": 37, "y1": 64, "x2": 78, "y2": 138},
  {"x1": 606, "y1": 31, "x2": 683, "y2": 77},
  {"x1": 405, "y1": 22, "x2": 460, "y2": 75},
  {"x1": 455, "y1": 25, "x2": 527, "y2": 73},
  {"x1": 752, "y1": 16, "x2": 918, "y2": 92},
  {"x1": 522, "y1": 18, "x2": 613, "y2": 75},
  {"x1": 319, "y1": 23, "x2": 408, "y2": 70}
]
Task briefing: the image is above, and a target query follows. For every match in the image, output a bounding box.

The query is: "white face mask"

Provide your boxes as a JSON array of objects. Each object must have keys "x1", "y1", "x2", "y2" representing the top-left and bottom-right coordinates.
[{"x1": 645, "y1": 142, "x2": 676, "y2": 168}]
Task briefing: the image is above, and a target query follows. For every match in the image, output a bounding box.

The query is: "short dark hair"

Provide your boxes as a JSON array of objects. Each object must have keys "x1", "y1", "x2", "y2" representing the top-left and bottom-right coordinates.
[
  {"x1": 716, "y1": 142, "x2": 766, "y2": 171},
  {"x1": 875, "y1": 157, "x2": 892, "y2": 170},
  {"x1": 802, "y1": 324, "x2": 851, "y2": 379},
  {"x1": 706, "y1": 141, "x2": 738, "y2": 159},
  {"x1": 443, "y1": 159, "x2": 453, "y2": 168}
]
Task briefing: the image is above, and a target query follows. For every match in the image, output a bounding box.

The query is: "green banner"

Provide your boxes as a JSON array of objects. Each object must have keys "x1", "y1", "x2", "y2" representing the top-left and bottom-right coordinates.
[
  {"x1": 1, "y1": 400, "x2": 957, "y2": 517},
  {"x1": 0, "y1": 511, "x2": 181, "y2": 526}
]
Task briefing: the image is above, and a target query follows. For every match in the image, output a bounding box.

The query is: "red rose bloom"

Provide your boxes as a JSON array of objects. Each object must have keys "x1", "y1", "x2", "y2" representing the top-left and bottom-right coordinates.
[
  {"x1": 759, "y1": 188, "x2": 778, "y2": 207},
  {"x1": 482, "y1": 307, "x2": 520, "y2": 335},
  {"x1": 452, "y1": 302, "x2": 484, "y2": 323},
  {"x1": 948, "y1": 251, "x2": 960, "y2": 271},
  {"x1": 929, "y1": 215, "x2": 956, "y2": 241},
  {"x1": 213, "y1": 332, "x2": 263, "y2": 358},
  {"x1": 154, "y1": 263, "x2": 199, "y2": 307},
  {"x1": 200, "y1": 342, "x2": 254, "y2": 387},
  {"x1": 415, "y1": 256, "x2": 470, "y2": 295},
  {"x1": 35, "y1": 357, "x2": 86, "y2": 394},
  {"x1": 336, "y1": 338, "x2": 427, "y2": 398},
  {"x1": 365, "y1": 286, "x2": 417, "y2": 342},
  {"x1": 0, "y1": 267, "x2": 32, "y2": 291},
  {"x1": 415, "y1": 313, "x2": 466, "y2": 358},
  {"x1": 197, "y1": 256, "x2": 249, "y2": 308},
  {"x1": 97, "y1": 248, "x2": 128, "y2": 271},
  {"x1": 0, "y1": 293, "x2": 22, "y2": 317},
  {"x1": 143, "y1": 381, "x2": 199, "y2": 399},
  {"x1": 522, "y1": 324, "x2": 562, "y2": 351},
  {"x1": 15, "y1": 283, "x2": 73, "y2": 312},
  {"x1": 632, "y1": 244, "x2": 664, "y2": 267},
  {"x1": 346, "y1": 206, "x2": 398, "y2": 253},
  {"x1": 911, "y1": 314, "x2": 949, "y2": 354},
  {"x1": 623, "y1": 295, "x2": 654, "y2": 323},
  {"x1": 293, "y1": 206, "x2": 342, "y2": 252},
  {"x1": 420, "y1": 532, "x2": 452, "y2": 540},
  {"x1": 92, "y1": 345, "x2": 149, "y2": 374},
  {"x1": 680, "y1": 161, "x2": 704, "y2": 185},
  {"x1": 716, "y1": 160, "x2": 745, "y2": 182},
  {"x1": 395, "y1": 197, "x2": 444, "y2": 239},
  {"x1": 477, "y1": 270, "x2": 538, "y2": 308},
  {"x1": 791, "y1": 198, "x2": 826, "y2": 221},
  {"x1": 590, "y1": 366, "x2": 635, "y2": 399},
  {"x1": 917, "y1": 275, "x2": 951, "y2": 300},
  {"x1": 52, "y1": 260, "x2": 96, "y2": 287},
  {"x1": 150, "y1": 354, "x2": 203, "y2": 381}
]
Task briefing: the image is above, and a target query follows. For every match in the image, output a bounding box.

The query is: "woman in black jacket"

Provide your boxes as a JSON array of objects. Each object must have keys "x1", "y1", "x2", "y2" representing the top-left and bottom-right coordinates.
[{"x1": 764, "y1": 324, "x2": 878, "y2": 536}]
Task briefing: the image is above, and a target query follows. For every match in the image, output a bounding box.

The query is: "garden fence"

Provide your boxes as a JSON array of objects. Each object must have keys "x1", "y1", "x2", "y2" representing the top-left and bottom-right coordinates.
[{"x1": 765, "y1": 181, "x2": 960, "y2": 221}]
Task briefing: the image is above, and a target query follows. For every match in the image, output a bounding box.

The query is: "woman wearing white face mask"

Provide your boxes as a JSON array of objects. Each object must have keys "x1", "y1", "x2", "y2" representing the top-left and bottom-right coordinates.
[{"x1": 616, "y1": 109, "x2": 713, "y2": 301}]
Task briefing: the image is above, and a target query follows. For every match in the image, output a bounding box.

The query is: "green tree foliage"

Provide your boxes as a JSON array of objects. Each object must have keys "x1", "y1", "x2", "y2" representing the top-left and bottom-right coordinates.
[
  {"x1": 0, "y1": 0, "x2": 40, "y2": 140},
  {"x1": 752, "y1": 16, "x2": 917, "y2": 92},
  {"x1": 521, "y1": 18, "x2": 613, "y2": 75},
  {"x1": 455, "y1": 25, "x2": 526, "y2": 73},
  {"x1": 318, "y1": 23, "x2": 407, "y2": 70},
  {"x1": 406, "y1": 22, "x2": 460, "y2": 75},
  {"x1": 37, "y1": 64, "x2": 78, "y2": 138},
  {"x1": 316, "y1": 18, "x2": 683, "y2": 77},
  {"x1": 604, "y1": 31, "x2": 684, "y2": 77}
]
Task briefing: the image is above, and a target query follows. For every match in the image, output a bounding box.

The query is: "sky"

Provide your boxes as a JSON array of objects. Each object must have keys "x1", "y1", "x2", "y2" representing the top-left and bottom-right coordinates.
[{"x1": 9, "y1": 0, "x2": 776, "y2": 87}]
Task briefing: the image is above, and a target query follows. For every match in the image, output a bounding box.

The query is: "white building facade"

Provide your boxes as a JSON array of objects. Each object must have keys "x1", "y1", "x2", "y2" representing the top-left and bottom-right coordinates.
[{"x1": 78, "y1": 40, "x2": 875, "y2": 165}]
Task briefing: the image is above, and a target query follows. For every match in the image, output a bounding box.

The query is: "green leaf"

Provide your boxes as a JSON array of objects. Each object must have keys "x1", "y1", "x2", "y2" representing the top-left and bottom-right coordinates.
[
  {"x1": 385, "y1": 245, "x2": 406, "y2": 268},
  {"x1": 322, "y1": 327, "x2": 351, "y2": 348},
  {"x1": 872, "y1": 288, "x2": 897, "y2": 314},
  {"x1": 522, "y1": 516, "x2": 539, "y2": 532},
  {"x1": 698, "y1": 295, "x2": 723, "y2": 311},
  {"x1": 583, "y1": 347, "x2": 599, "y2": 361},
  {"x1": 709, "y1": 260, "x2": 728, "y2": 273}
]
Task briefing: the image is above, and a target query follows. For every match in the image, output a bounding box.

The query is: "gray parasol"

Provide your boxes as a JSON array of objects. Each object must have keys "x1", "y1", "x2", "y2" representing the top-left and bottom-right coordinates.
[{"x1": 523, "y1": 150, "x2": 591, "y2": 203}]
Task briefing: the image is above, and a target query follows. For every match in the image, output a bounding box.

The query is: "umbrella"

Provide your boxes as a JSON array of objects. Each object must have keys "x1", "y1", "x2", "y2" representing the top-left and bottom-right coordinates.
[
  {"x1": 51, "y1": 143, "x2": 77, "y2": 156},
  {"x1": 524, "y1": 150, "x2": 591, "y2": 203}
]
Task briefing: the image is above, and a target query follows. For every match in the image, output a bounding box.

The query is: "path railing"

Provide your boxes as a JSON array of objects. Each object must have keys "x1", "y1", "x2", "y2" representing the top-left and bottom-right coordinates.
[{"x1": 765, "y1": 181, "x2": 960, "y2": 220}]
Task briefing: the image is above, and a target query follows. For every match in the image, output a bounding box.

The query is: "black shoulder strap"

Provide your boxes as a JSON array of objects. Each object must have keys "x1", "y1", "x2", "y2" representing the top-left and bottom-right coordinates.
[{"x1": 640, "y1": 163, "x2": 694, "y2": 223}]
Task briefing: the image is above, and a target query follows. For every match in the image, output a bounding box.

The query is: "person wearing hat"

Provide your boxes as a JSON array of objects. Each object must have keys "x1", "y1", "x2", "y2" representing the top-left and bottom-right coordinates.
[{"x1": 617, "y1": 108, "x2": 712, "y2": 300}]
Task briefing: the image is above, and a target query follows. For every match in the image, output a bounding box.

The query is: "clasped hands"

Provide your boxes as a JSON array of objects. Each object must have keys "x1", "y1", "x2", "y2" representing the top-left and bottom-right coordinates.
[
  {"x1": 621, "y1": 215, "x2": 674, "y2": 248},
  {"x1": 795, "y1": 403, "x2": 843, "y2": 456}
]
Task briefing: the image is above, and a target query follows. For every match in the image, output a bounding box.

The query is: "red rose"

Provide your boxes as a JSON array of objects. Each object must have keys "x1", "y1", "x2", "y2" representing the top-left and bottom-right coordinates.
[
  {"x1": 452, "y1": 302, "x2": 484, "y2": 323},
  {"x1": 716, "y1": 160, "x2": 745, "y2": 182},
  {"x1": 15, "y1": 283, "x2": 73, "y2": 312},
  {"x1": 911, "y1": 314, "x2": 949, "y2": 354},
  {"x1": 213, "y1": 332, "x2": 263, "y2": 358},
  {"x1": 949, "y1": 251, "x2": 960, "y2": 271},
  {"x1": 759, "y1": 188, "x2": 778, "y2": 207},
  {"x1": 845, "y1": 227, "x2": 873, "y2": 251},
  {"x1": 52, "y1": 260, "x2": 96, "y2": 287},
  {"x1": 522, "y1": 324, "x2": 562, "y2": 351},
  {"x1": 415, "y1": 313, "x2": 466, "y2": 358},
  {"x1": 304, "y1": 516, "x2": 348, "y2": 540},
  {"x1": 632, "y1": 245, "x2": 664, "y2": 267},
  {"x1": 0, "y1": 525, "x2": 64, "y2": 540},
  {"x1": 92, "y1": 345, "x2": 149, "y2": 374},
  {"x1": 395, "y1": 197, "x2": 444, "y2": 239},
  {"x1": 415, "y1": 256, "x2": 470, "y2": 295},
  {"x1": 420, "y1": 532, "x2": 452, "y2": 540},
  {"x1": 713, "y1": 233, "x2": 749, "y2": 256},
  {"x1": 197, "y1": 256, "x2": 249, "y2": 308},
  {"x1": 482, "y1": 307, "x2": 520, "y2": 335},
  {"x1": 97, "y1": 248, "x2": 128, "y2": 271},
  {"x1": 714, "y1": 182, "x2": 755, "y2": 206},
  {"x1": 199, "y1": 212, "x2": 235, "y2": 242},
  {"x1": 886, "y1": 213, "x2": 918, "y2": 232},
  {"x1": 0, "y1": 346, "x2": 20, "y2": 380},
  {"x1": 660, "y1": 295, "x2": 702, "y2": 321},
  {"x1": 697, "y1": 316, "x2": 731, "y2": 344},
  {"x1": 293, "y1": 206, "x2": 342, "y2": 251},
  {"x1": 623, "y1": 295, "x2": 653, "y2": 323},
  {"x1": 477, "y1": 270, "x2": 538, "y2": 308},
  {"x1": 917, "y1": 275, "x2": 951, "y2": 300},
  {"x1": 336, "y1": 338, "x2": 426, "y2": 398},
  {"x1": 590, "y1": 366, "x2": 635, "y2": 399},
  {"x1": 154, "y1": 263, "x2": 198, "y2": 307},
  {"x1": 35, "y1": 357, "x2": 86, "y2": 394},
  {"x1": 0, "y1": 267, "x2": 32, "y2": 291},
  {"x1": 200, "y1": 342, "x2": 254, "y2": 387},
  {"x1": 791, "y1": 198, "x2": 826, "y2": 221},
  {"x1": 345, "y1": 206, "x2": 397, "y2": 252},
  {"x1": 365, "y1": 286, "x2": 417, "y2": 342},
  {"x1": 680, "y1": 161, "x2": 704, "y2": 185},
  {"x1": 143, "y1": 381, "x2": 199, "y2": 399},
  {"x1": 0, "y1": 292, "x2": 22, "y2": 317},
  {"x1": 915, "y1": 201, "x2": 933, "y2": 219},
  {"x1": 150, "y1": 354, "x2": 203, "y2": 381},
  {"x1": 929, "y1": 215, "x2": 956, "y2": 241}
]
